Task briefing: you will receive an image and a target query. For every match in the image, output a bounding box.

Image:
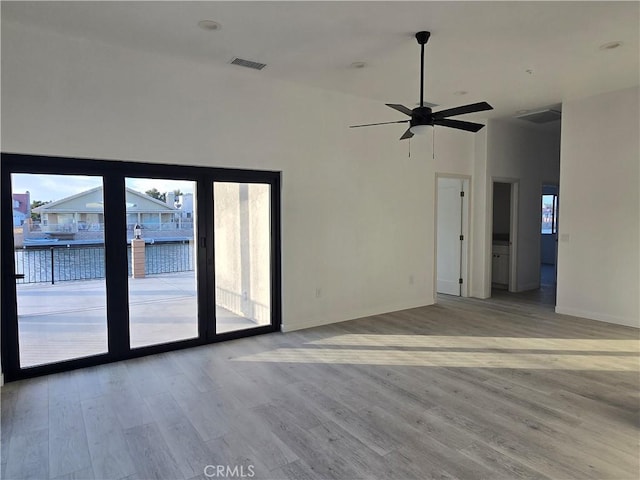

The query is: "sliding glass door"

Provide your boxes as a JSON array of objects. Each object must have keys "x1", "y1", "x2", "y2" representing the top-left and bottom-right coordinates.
[{"x1": 1, "y1": 154, "x2": 281, "y2": 381}]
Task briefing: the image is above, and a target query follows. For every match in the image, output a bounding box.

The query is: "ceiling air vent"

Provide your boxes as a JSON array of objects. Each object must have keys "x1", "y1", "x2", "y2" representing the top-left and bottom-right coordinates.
[
  {"x1": 229, "y1": 57, "x2": 267, "y2": 70},
  {"x1": 515, "y1": 109, "x2": 561, "y2": 124}
]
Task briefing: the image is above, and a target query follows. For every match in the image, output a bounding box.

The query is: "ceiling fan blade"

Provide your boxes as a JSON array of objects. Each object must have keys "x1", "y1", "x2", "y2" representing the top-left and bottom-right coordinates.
[
  {"x1": 435, "y1": 118, "x2": 485, "y2": 132},
  {"x1": 386, "y1": 104, "x2": 414, "y2": 116},
  {"x1": 350, "y1": 120, "x2": 409, "y2": 128},
  {"x1": 433, "y1": 101, "x2": 493, "y2": 119},
  {"x1": 400, "y1": 128, "x2": 414, "y2": 140}
]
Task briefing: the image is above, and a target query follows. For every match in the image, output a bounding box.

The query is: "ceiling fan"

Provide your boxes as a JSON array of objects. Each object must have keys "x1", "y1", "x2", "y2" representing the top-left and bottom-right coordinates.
[{"x1": 350, "y1": 31, "x2": 493, "y2": 140}]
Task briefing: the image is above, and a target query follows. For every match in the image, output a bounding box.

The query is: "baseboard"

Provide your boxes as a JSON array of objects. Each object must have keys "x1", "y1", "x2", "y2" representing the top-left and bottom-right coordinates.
[
  {"x1": 471, "y1": 290, "x2": 491, "y2": 299},
  {"x1": 281, "y1": 315, "x2": 345, "y2": 333},
  {"x1": 515, "y1": 282, "x2": 540, "y2": 292},
  {"x1": 555, "y1": 306, "x2": 639, "y2": 329},
  {"x1": 282, "y1": 299, "x2": 435, "y2": 333}
]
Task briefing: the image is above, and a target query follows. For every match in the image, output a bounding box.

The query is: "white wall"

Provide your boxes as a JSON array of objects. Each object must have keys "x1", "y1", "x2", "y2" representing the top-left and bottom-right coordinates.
[
  {"x1": 557, "y1": 87, "x2": 640, "y2": 328},
  {"x1": 432, "y1": 129, "x2": 475, "y2": 176},
  {"x1": 470, "y1": 129, "x2": 491, "y2": 298},
  {"x1": 1, "y1": 20, "x2": 447, "y2": 335},
  {"x1": 486, "y1": 120, "x2": 561, "y2": 291}
]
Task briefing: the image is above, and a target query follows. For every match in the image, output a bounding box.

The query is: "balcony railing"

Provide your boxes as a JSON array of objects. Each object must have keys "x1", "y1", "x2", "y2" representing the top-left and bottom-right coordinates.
[
  {"x1": 15, "y1": 242, "x2": 194, "y2": 284},
  {"x1": 127, "y1": 222, "x2": 194, "y2": 232},
  {"x1": 39, "y1": 223, "x2": 79, "y2": 234},
  {"x1": 29, "y1": 221, "x2": 195, "y2": 234}
]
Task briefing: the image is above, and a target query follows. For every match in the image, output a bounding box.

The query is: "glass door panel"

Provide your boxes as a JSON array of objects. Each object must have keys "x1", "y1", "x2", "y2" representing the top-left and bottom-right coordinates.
[
  {"x1": 214, "y1": 182, "x2": 271, "y2": 334},
  {"x1": 11, "y1": 173, "x2": 108, "y2": 367},
  {"x1": 125, "y1": 178, "x2": 198, "y2": 348}
]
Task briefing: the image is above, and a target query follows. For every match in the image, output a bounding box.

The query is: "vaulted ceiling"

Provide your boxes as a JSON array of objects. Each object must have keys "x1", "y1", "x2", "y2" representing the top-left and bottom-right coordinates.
[{"x1": 2, "y1": 1, "x2": 638, "y2": 124}]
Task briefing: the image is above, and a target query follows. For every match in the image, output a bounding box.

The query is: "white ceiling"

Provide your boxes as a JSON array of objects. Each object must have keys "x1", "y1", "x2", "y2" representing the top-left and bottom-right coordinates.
[{"x1": 2, "y1": 1, "x2": 638, "y2": 126}]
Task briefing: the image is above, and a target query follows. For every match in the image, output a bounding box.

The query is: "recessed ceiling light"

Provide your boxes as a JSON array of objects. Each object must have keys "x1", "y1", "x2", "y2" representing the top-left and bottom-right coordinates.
[
  {"x1": 350, "y1": 62, "x2": 367, "y2": 69},
  {"x1": 599, "y1": 41, "x2": 623, "y2": 51},
  {"x1": 453, "y1": 90, "x2": 468, "y2": 96},
  {"x1": 198, "y1": 20, "x2": 222, "y2": 31}
]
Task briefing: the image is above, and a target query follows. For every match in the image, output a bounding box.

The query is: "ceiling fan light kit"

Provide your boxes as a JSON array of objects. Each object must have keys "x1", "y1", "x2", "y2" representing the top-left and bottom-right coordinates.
[
  {"x1": 350, "y1": 31, "x2": 493, "y2": 140},
  {"x1": 409, "y1": 124, "x2": 430, "y2": 136}
]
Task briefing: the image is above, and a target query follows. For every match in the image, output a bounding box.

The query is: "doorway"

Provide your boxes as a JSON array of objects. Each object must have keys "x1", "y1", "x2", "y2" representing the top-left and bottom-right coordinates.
[
  {"x1": 436, "y1": 176, "x2": 469, "y2": 297},
  {"x1": 541, "y1": 184, "x2": 559, "y2": 290},
  {"x1": 491, "y1": 180, "x2": 518, "y2": 292}
]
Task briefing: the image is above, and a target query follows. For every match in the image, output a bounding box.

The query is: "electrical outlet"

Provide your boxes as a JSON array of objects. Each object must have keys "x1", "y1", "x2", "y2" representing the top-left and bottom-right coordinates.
[
  {"x1": 315, "y1": 287, "x2": 322, "y2": 298},
  {"x1": 409, "y1": 274, "x2": 414, "y2": 285}
]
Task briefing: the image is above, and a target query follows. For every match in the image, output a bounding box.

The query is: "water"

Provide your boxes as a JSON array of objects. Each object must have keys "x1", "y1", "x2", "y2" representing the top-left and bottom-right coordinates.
[{"x1": 14, "y1": 242, "x2": 194, "y2": 284}]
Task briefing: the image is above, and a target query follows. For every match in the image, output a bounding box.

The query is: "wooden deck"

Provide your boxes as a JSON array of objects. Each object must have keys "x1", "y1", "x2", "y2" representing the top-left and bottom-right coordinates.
[{"x1": 15, "y1": 273, "x2": 260, "y2": 368}]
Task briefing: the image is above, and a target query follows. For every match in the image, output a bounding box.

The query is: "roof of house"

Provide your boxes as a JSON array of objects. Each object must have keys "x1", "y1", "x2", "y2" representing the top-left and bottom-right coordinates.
[{"x1": 33, "y1": 186, "x2": 177, "y2": 214}]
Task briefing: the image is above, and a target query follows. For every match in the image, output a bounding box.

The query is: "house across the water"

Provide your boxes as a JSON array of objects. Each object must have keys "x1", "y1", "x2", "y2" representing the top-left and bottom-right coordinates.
[
  {"x1": 12, "y1": 192, "x2": 31, "y2": 227},
  {"x1": 27, "y1": 187, "x2": 194, "y2": 244}
]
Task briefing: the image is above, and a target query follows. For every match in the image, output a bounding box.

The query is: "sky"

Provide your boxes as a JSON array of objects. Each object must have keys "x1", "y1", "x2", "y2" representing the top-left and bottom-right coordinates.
[{"x1": 11, "y1": 174, "x2": 195, "y2": 203}]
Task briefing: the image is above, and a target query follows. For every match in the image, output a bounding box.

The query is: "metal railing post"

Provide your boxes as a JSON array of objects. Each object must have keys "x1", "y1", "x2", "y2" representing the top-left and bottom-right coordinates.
[{"x1": 50, "y1": 247, "x2": 55, "y2": 284}]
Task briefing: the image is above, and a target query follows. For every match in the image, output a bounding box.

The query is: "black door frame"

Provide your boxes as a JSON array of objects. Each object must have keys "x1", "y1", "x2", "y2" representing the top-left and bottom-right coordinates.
[{"x1": 1, "y1": 153, "x2": 282, "y2": 382}]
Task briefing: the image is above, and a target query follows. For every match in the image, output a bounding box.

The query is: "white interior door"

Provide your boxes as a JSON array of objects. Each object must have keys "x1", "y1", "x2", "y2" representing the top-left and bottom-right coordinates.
[{"x1": 437, "y1": 177, "x2": 467, "y2": 296}]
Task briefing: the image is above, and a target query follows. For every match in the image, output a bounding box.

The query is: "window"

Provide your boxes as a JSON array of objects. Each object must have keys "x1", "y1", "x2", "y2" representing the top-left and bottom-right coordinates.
[{"x1": 542, "y1": 194, "x2": 558, "y2": 234}]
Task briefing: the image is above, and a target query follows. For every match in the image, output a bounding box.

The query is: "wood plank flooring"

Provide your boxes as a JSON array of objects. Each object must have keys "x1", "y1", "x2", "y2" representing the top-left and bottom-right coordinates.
[{"x1": 2, "y1": 292, "x2": 639, "y2": 480}]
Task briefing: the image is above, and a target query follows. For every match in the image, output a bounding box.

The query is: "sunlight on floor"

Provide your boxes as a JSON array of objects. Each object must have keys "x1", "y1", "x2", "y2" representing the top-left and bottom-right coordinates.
[
  {"x1": 234, "y1": 348, "x2": 639, "y2": 370},
  {"x1": 307, "y1": 334, "x2": 640, "y2": 352},
  {"x1": 234, "y1": 334, "x2": 640, "y2": 371}
]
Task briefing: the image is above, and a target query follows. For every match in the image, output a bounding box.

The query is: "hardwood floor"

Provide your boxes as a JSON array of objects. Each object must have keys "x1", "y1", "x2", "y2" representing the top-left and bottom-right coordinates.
[{"x1": 2, "y1": 293, "x2": 638, "y2": 479}]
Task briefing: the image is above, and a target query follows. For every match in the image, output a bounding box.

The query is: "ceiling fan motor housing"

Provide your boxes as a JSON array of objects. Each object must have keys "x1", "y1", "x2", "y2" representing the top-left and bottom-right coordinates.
[{"x1": 411, "y1": 106, "x2": 433, "y2": 128}]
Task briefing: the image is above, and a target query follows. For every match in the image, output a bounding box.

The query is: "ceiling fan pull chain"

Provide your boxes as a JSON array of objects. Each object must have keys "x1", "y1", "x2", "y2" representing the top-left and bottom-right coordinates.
[
  {"x1": 408, "y1": 138, "x2": 411, "y2": 158},
  {"x1": 433, "y1": 127, "x2": 435, "y2": 160}
]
